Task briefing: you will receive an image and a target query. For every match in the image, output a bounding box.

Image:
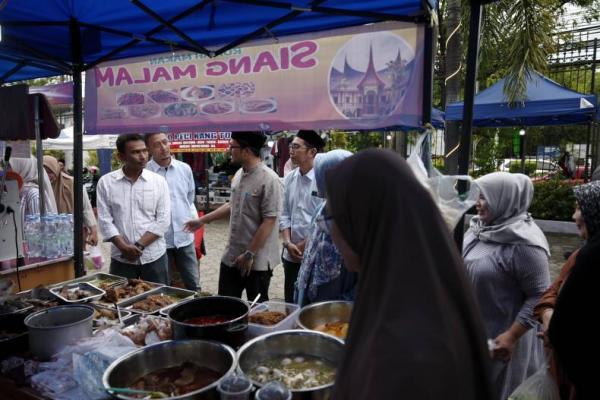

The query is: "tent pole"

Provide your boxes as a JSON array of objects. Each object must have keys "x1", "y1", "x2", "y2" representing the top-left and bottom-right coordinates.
[
  {"x1": 422, "y1": 20, "x2": 434, "y2": 126},
  {"x1": 453, "y1": 0, "x2": 482, "y2": 249},
  {"x1": 34, "y1": 95, "x2": 46, "y2": 216},
  {"x1": 584, "y1": 38, "x2": 597, "y2": 181},
  {"x1": 70, "y1": 18, "x2": 85, "y2": 277}
]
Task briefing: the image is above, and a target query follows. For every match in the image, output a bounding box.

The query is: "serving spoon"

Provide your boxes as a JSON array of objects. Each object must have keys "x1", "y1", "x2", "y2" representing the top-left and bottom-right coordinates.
[
  {"x1": 248, "y1": 293, "x2": 261, "y2": 310},
  {"x1": 105, "y1": 386, "x2": 169, "y2": 398}
]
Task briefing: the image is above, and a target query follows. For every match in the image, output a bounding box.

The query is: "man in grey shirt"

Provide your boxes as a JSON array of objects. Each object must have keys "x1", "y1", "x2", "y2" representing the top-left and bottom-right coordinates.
[
  {"x1": 146, "y1": 133, "x2": 200, "y2": 291},
  {"x1": 185, "y1": 131, "x2": 282, "y2": 300}
]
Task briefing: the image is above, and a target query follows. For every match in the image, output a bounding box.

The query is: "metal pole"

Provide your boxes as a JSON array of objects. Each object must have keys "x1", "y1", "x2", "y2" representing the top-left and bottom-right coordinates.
[
  {"x1": 70, "y1": 19, "x2": 85, "y2": 277},
  {"x1": 453, "y1": 0, "x2": 483, "y2": 249},
  {"x1": 422, "y1": 21, "x2": 435, "y2": 126},
  {"x1": 34, "y1": 95, "x2": 46, "y2": 216},
  {"x1": 520, "y1": 134, "x2": 526, "y2": 174},
  {"x1": 584, "y1": 38, "x2": 597, "y2": 181}
]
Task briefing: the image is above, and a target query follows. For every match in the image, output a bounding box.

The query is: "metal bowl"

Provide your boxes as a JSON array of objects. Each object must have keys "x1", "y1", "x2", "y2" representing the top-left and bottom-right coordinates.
[
  {"x1": 103, "y1": 339, "x2": 237, "y2": 400},
  {"x1": 296, "y1": 301, "x2": 353, "y2": 339},
  {"x1": 237, "y1": 330, "x2": 345, "y2": 400}
]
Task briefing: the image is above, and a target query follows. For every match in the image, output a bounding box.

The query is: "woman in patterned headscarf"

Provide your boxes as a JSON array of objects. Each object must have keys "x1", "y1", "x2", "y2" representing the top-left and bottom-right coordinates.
[
  {"x1": 294, "y1": 149, "x2": 356, "y2": 306},
  {"x1": 548, "y1": 181, "x2": 600, "y2": 399},
  {"x1": 463, "y1": 172, "x2": 550, "y2": 400}
]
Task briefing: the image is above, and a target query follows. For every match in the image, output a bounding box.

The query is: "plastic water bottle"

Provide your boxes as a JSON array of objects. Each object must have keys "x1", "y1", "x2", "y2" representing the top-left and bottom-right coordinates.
[
  {"x1": 41, "y1": 215, "x2": 58, "y2": 259},
  {"x1": 63, "y1": 214, "x2": 74, "y2": 256},
  {"x1": 24, "y1": 214, "x2": 41, "y2": 258}
]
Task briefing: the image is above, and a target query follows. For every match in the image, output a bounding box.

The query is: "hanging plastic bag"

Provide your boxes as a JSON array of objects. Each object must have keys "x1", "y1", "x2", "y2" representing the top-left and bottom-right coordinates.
[
  {"x1": 84, "y1": 245, "x2": 104, "y2": 271},
  {"x1": 406, "y1": 131, "x2": 480, "y2": 230},
  {"x1": 508, "y1": 363, "x2": 560, "y2": 400}
]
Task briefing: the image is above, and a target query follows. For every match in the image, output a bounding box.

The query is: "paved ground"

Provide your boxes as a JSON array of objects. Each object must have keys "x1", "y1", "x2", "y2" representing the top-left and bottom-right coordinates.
[{"x1": 99, "y1": 222, "x2": 582, "y2": 299}]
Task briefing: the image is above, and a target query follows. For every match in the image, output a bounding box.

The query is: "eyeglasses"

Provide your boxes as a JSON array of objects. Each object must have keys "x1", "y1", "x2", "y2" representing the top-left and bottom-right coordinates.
[{"x1": 288, "y1": 143, "x2": 314, "y2": 151}]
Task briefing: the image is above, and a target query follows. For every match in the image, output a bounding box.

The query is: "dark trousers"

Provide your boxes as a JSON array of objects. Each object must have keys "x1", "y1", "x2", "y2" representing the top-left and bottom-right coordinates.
[
  {"x1": 109, "y1": 253, "x2": 169, "y2": 285},
  {"x1": 218, "y1": 263, "x2": 272, "y2": 301},
  {"x1": 283, "y1": 259, "x2": 301, "y2": 303}
]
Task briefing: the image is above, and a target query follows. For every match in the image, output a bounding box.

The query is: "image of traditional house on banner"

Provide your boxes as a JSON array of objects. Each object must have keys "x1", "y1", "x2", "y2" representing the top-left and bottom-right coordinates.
[{"x1": 329, "y1": 31, "x2": 412, "y2": 120}]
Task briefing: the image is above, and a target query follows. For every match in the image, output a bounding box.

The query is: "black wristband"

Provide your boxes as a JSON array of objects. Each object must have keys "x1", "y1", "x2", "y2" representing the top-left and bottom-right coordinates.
[{"x1": 134, "y1": 242, "x2": 145, "y2": 251}]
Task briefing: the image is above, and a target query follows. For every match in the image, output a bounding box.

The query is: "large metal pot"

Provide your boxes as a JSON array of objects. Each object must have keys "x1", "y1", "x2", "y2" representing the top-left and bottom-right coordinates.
[
  {"x1": 237, "y1": 330, "x2": 345, "y2": 400},
  {"x1": 296, "y1": 301, "x2": 353, "y2": 340},
  {"x1": 168, "y1": 296, "x2": 249, "y2": 347},
  {"x1": 24, "y1": 304, "x2": 94, "y2": 360},
  {"x1": 103, "y1": 339, "x2": 237, "y2": 400}
]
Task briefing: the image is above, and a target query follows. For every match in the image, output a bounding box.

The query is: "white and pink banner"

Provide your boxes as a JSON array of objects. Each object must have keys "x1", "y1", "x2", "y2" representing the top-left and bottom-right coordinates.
[
  {"x1": 84, "y1": 22, "x2": 424, "y2": 134},
  {"x1": 29, "y1": 82, "x2": 73, "y2": 105}
]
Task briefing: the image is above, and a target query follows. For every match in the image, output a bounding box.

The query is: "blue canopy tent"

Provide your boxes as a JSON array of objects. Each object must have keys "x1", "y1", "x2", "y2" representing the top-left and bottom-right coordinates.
[
  {"x1": 0, "y1": 0, "x2": 438, "y2": 275},
  {"x1": 445, "y1": 71, "x2": 599, "y2": 126}
]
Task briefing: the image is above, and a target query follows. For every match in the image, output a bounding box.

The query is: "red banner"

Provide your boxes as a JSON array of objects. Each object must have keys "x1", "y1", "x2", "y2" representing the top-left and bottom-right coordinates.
[{"x1": 167, "y1": 131, "x2": 231, "y2": 153}]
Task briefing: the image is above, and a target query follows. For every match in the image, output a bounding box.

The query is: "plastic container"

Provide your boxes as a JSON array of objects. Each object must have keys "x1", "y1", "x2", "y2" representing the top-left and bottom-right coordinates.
[
  {"x1": 254, "y1": 381, "x2": 292, "y2": 400},
  {"x1": 247, "y1": 301, "x2": 300, "y2": 338},
  {"x1": 217, "y1": 372, "x2": 252, "y2": 400}
]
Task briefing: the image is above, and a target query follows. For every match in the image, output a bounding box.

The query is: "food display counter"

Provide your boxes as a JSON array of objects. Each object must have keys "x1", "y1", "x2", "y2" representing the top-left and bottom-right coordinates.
[
  {"x1": 0, "y1": 257, "x2": 75, "y2": 291},
  {"x1": 0, "y1": 273, "x2": 350, "y2": 399}
]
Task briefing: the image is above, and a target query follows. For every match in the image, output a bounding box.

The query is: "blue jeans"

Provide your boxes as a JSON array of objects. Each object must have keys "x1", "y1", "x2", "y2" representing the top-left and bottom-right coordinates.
[
  {"x1": 109, "y1": 253, "x2": 169, "y2": 285},
  {"x1": 167, "y1": 243, "x2": 200, "y2": 291}
]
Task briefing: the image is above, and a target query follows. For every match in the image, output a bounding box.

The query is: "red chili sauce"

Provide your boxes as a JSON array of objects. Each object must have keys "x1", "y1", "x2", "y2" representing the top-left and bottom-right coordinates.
[{"x1": 183, "y1": 315, "x2": 234, "y2": 325}]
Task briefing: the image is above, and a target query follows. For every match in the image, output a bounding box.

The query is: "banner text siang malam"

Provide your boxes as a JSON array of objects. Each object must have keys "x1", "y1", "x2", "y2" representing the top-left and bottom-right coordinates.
[{"x1": 95, "y1": 41, "x2": 319, "y2": 88}]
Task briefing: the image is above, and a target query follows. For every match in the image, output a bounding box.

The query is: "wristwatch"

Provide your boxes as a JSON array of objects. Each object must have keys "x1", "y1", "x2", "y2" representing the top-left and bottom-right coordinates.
[
  {"x1": 134, "y1": 242, "x2": 145, "y2": 251},
  {"x1": 282, "y1": 241, "x2": 289, "y2": 249},
  {"x1": 243, "y1": 250, "x2": 255, "y2": 261}
]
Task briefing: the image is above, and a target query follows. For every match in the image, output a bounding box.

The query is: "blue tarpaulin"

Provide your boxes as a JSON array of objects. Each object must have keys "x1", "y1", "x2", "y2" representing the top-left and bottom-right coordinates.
[
  {"x1": 0, "y1": 0, "x2": 435, "y2": 83},
  {"x1": 445, "y1": 71, "x2": 599, "y2": 126}
]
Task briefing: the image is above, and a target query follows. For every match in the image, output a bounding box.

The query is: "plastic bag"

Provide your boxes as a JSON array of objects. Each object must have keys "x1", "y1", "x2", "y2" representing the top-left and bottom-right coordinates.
[
  {"x1": 406, "y1": 131, "x2": 480, "y2": 230},
  {"x1": 85, "y1": 245, "x2": 104, "y2": 271},
  {"x1": 508, "y1": 364, "x2": 560, "y2": 400},
  {"x1": 30, "y1": 329, "x2": 137, "y2": 400}
]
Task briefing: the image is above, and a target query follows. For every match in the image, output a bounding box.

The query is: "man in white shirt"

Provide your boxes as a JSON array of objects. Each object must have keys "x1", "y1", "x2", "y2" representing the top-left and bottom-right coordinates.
[
  {"x1": 97, "y1": 134, "x2": 171, "y2": 284},
  {"x1": 146, "y1": 133, "x2": 200, "y2": 291},
  {"x1": 280, "y1": 130, "x2": 325, "y2": 302}
]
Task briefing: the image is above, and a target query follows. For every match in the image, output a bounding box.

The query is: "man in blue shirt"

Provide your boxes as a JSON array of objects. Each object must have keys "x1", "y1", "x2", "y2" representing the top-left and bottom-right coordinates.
[
  {"x1": 280, "y1": 130, "x2": 325, "y2": 302},
  {"x1": 146, "y1": 133, "x2": 200, "y2": 291}
]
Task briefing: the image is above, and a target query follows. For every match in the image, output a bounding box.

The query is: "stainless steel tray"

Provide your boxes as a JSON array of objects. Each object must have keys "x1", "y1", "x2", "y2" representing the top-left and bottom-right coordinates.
[
  {"x1": 50, "y1": 282, "x2": 106, "y2": 303},
  {"x1": 47, "y1": 272, "x2": 127, "y2": 290},
  {"x1": 119, "y1": 286, "x2": 196, "y2": 315},
  {"x1": 95, "y1": 279, "x2": 164, "y2": 306},
  {"x1": 92, "y1": 304, "x2": 132, "y2": 329}
]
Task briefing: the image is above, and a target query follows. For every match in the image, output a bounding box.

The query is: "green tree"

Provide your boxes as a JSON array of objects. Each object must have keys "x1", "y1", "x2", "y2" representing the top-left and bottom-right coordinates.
[{"x1": 346, "y1": 132, "x2": 384, "y2": 153}]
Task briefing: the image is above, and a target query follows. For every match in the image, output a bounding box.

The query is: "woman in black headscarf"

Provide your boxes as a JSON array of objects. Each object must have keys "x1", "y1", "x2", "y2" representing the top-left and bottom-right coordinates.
[
  {"x1": 325, "y1": 149, "x2": 493, "y2": 400},
  {"x1": 549, "y1": 181, "x2": 600, "y2": 400}
]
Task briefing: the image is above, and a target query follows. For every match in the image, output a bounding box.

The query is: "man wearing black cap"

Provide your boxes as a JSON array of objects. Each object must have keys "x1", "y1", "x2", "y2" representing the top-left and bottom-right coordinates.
[
  {"x1": 184, "y1": 131, "x2": 282, "y2": 301},
  {"x1": 280, "y1": 130, "x2": 326, "y2": 302}
]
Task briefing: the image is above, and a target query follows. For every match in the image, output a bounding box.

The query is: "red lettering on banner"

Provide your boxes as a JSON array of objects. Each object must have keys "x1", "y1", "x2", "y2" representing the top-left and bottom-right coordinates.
[
  {"x1": 206, "y1": 61, "x2": 228, "y2": 76},
  {"x1": 253, "y1": 51, "x2": 279, "y2": 73},
  {"x1": 95, "y1": 68, "x2": 114, "y2": 87},
  {"x1": 153, "y1": 67, "x2": 172, "y2": 82},
  {"x1": 229, "y1": 56, "x2": 252, "y2": 75},
  {"x1": 279, "y1": 47, "x2": 290, "y2": 70},
  {"x1": 173, "y1": 65, "x2": 197, "y2": 80},
  {"x1": 115, "y1": 68, "x2": 134, "y2": 86},
  {"x1": 291, "y1": 41, "x2": 318, "y2": 68},
  {"x1": 134, "y1": 68, "x2": 152, "y2": 84}
]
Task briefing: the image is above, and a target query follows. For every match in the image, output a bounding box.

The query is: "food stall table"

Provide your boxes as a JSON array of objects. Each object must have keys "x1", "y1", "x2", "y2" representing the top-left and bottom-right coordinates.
[{"x1": 0, "y1": 257, "x2": 75, "y2": 291}]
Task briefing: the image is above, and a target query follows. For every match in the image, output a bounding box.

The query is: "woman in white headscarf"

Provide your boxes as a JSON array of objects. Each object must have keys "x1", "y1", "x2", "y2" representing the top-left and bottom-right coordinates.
[
  {"x1": 463, "y1": 172, "x2": 550, "y2": 400},
  {"x1": 9, "y1": 157, "x2": 58, "y2": 223}
]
